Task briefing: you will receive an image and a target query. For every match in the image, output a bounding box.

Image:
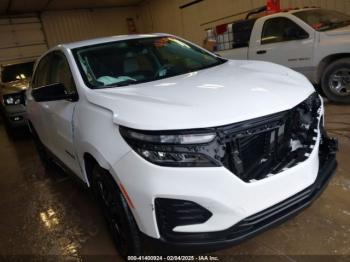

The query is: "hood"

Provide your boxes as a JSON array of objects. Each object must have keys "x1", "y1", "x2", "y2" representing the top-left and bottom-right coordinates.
[
  {"x1": 0, "y1": 79, "x2": 29, "y2": 95},
  {"x1": 85, "y1": 60, "x2": 315, "y2": 131},
  {"x1": 323, "y1": 25, "x2": 350, "y2": 36}
]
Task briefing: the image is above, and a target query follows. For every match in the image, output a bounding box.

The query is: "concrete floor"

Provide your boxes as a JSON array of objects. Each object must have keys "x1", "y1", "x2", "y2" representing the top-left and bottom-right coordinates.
[{"x1": 0, "y1": 103, "x2": 349, "y2": 261}]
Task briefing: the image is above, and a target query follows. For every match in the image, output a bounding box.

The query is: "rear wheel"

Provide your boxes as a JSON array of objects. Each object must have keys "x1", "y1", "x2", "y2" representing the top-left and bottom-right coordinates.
[
  {"x1": 90, "y1": 165, "x2": 142, "y2": 258},
  {"x1": 321, "y1": 58, "x2": 350, "y2": 103}
]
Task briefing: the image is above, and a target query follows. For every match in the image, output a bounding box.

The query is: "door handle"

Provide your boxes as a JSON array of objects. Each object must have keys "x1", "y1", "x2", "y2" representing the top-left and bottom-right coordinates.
[{"x1": 257, "y1": 50, "x2": 267, "y2": 55}]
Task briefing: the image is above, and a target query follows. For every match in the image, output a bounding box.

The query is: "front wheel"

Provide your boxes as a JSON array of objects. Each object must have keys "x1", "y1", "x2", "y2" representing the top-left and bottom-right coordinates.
[
  {"x1": 90, "y1": 165, "x2": 142, "y2": 258},
  {"x1": 321, "y1": 58, "x2": 350, "y2": 103}
]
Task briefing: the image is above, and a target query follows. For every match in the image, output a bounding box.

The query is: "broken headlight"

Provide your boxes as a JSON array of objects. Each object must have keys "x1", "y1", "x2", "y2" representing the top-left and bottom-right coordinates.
[{"x1": 119, "y1": 126, "x2": 218, "y2": 167}]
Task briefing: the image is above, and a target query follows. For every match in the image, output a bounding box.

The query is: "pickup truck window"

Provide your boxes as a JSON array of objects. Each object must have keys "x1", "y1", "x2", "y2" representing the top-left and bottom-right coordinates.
[
  {"x1": 73, "y1": 37, "x2": 226, "y2": 89},
  {"x1": 261, "y1": 17, "x2": 309, "y2": 45},
  {"x1": 293, "y1": 9, "x2": 350, "y2": 32},
  {"x1": 232, "y1": 19, "x2": 256, "y2": 49}
]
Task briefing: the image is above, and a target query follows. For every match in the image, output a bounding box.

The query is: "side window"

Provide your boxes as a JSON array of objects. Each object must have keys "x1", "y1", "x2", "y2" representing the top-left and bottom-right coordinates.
[
  {"x1": 261, "y1": 17, "x2": 309, "y2": 45},
  {"x1": 232, "y1": 19, "x2": 256, "y2": 49},
  {"x1": 33, "y1": 54, "x2": 51, "y2": 89},
  {"x1": 49, "y1": 52, "x2": 77, "y2": 94}
]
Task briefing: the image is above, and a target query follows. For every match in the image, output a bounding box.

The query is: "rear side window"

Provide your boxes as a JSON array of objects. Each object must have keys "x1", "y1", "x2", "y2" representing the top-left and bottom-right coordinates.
[
  {"x1": 261, "y1": 17, "x2": 309, "y2": 45},
  {"x1": 232, "y1": 19, "x2": 256, "y2": 48},
  {"x1": 209, "y1": 19, "x2": 256, "y2": 51}
]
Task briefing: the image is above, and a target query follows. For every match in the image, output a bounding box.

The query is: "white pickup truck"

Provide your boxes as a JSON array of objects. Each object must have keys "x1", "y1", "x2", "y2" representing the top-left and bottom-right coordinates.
[{"x1": 217, "y1": 8, "x2": 350, "y2": 103}]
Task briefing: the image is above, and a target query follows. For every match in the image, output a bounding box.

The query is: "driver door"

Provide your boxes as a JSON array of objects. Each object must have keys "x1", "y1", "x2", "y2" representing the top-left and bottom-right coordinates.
[
  {"x1": 249, "y1": 16, "x2": 315, "y2": 79},
  {"x1": 44, "y1": 52, "x2": 81, "y2": 176}
]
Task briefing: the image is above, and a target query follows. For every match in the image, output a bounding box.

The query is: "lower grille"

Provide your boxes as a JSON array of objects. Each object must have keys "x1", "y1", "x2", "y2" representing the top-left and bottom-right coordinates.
[
  {"x1": 155, "y1": 198, "x2": 212, "y2": 242},
  {"x1": 155, "y1": 186, "x2": 316, "y2": 244}
]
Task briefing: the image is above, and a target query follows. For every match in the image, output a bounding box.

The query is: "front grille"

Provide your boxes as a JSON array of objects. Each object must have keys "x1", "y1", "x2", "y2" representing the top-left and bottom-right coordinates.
[{"x1": 219, "y1": 93, "x2": 322, "y2": 182}]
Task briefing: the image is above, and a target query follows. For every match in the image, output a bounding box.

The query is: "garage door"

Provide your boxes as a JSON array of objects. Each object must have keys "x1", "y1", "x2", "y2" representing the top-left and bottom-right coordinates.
[{"x1": 0, "y1": 16, "x2": 47, "y2": 66}]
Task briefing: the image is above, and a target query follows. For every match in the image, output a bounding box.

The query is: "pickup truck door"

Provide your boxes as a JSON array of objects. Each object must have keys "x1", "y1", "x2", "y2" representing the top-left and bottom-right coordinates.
[
  {"x1": 249, "y1": 15, "x2": 315, "y2": 79},
  {"x1": 41, "y1": 52, "x2": 81, "y2": 177}
]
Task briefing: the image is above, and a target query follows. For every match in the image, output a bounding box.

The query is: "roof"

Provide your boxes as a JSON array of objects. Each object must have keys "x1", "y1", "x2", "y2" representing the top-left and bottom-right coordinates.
[
  {"x1": 60, "y1": 33, "x2": 171, "y2": 50},
  {"x1": 245, "y1": 7, "x2": 321, "y2": 21}
]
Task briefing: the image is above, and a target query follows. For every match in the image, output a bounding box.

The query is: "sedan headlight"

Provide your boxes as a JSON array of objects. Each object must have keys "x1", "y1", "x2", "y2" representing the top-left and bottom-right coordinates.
[
  {"x1": 3, "y1": 93, "x2": 23, "y2": 105},
  {"x1": 119, "y1": 126, "x2": 219, "y2": 167}
]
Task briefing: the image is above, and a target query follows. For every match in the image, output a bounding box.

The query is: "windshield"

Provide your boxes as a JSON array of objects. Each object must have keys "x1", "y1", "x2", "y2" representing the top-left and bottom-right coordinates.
[
  {"x1": 73, "y1": 36, "x2": 226, "y2": 88},
  {"x1": 294, "y1": 9, "x2": 350, "y2": 31},
  {"x1": 1, "y1": 61, "x2": 34, "y2": 83}
]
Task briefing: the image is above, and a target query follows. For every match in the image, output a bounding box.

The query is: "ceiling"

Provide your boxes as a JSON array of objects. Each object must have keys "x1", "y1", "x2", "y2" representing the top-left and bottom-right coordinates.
[{"x1": 0, "y1": 0, "x2": 144, "y2": 15}]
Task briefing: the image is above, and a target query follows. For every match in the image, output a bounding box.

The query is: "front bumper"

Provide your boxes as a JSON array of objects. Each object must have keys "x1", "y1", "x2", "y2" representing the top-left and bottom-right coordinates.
[
  {"x1": 0, "y1": 104, "x2": 27, "y2": 129},
  {"x1": 144, "y1": 135, "x2": 337, "y2": 252},
  {"x1": 113, "y1": 122, "x2": 337, "y2": 245}
]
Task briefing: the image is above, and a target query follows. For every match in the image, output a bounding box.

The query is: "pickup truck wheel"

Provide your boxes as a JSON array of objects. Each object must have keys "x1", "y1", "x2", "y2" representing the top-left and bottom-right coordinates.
[
  {"x1": 322, "y1": 58, "x2": 350, "y2": 103},
  {"x1": 91, "y1": 165, "x2": 142, "y2": 257}
]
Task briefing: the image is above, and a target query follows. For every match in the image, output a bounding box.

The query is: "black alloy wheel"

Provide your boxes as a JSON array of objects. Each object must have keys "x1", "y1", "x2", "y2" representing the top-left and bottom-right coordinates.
[{"x1": 91, "y1": 165, "x2": 142, "y2": 258}]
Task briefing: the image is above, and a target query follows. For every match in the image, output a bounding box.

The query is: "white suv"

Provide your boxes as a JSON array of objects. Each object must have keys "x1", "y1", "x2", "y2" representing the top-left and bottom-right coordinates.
[{"x1": 26, "y1": 34, "x2": 338, "y2": 257}]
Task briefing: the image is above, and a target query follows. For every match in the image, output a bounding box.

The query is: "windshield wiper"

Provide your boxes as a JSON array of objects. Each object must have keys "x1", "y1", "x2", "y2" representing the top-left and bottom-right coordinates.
[{"x1": 105, "y1": 79, "x2": 138, "y2": 87}]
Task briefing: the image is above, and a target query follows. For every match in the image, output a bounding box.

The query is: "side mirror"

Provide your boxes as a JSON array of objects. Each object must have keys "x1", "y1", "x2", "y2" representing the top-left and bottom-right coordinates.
[{"x1": 32, "y1": 83, "x2": 78, "y2": 102}]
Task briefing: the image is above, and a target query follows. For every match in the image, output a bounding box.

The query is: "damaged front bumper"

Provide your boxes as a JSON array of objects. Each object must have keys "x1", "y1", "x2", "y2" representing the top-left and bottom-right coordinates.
[{"x1": 145, "y1": 132, "x2": 338, "y2": 253}]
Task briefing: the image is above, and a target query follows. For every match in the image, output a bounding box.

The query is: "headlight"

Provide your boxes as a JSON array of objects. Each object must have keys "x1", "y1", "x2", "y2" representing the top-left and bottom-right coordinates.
[
  {"x1": 3, "y1": 94, "x2": 23, "y2": 105},
  {"x1": 124, "y1": 130, "x2": 216, "y2": 144},
  {"x1": 120, "y1": 126, "x2": 219, "y2": 167}
]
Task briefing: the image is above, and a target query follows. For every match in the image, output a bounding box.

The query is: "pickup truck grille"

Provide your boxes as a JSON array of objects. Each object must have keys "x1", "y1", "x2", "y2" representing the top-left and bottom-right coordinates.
[{"x1": 219, "y1": 93, "x2": 322, "y2": 182}]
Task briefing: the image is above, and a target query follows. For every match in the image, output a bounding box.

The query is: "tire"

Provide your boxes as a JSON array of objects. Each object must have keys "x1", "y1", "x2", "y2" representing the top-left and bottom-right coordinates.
[
  {"x1": 321, "y1": 58, "x2": 350, "y2": 103},
  {"x1": 90, "y1": 165, "x2": 142, "y2": 258}
]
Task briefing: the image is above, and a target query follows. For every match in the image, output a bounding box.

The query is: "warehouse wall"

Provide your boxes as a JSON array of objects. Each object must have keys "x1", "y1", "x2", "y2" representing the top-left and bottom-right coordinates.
[
  {"x1": 137, "y1": 0, "x2": 350, "y2": 45},
  {"x1": 41, "y1": 7, "x2": 141, "y2": 47},
  {"x1": 0, "y1": 15, "x2": 47, "y2": 65}
]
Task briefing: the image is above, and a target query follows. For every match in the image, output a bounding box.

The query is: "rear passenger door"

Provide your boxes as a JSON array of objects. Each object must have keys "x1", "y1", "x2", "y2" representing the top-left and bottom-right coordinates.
[{"x1": 249, "y1": 16, "x2": 315, "y2": 79}]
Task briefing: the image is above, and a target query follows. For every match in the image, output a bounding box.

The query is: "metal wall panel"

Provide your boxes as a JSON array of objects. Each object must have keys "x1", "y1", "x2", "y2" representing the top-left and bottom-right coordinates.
[
  {"x1": 279, "y1": 0, "x2": 350, "y2": 14},
  {"x1": 0, "y1": 16, "x2": 47, "y2": 66},
  {"x1": 41, "y1": 7, "x2": 140, "y2": 47}
]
